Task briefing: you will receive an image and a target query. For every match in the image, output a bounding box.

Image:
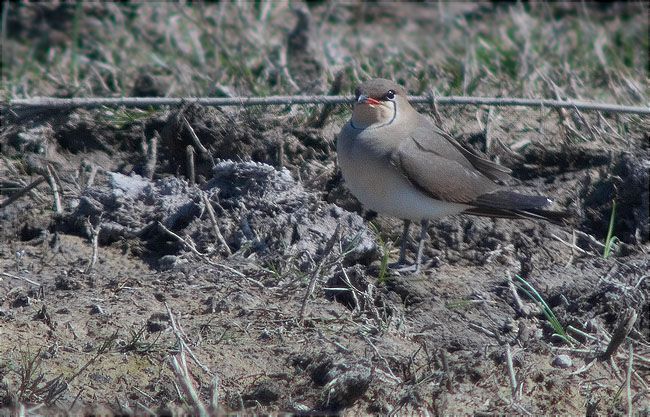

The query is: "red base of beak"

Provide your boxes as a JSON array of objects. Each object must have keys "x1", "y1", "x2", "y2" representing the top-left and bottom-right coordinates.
[{"x1": 361, "y1": 97, "x2": 381, "y2": 106}]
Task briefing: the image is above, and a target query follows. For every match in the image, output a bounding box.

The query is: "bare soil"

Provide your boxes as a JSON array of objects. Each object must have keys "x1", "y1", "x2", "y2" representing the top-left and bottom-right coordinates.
[
  {"x1": 1, "y1": 3, "x2": 649, "y2": 416},
  {"x1": 2, "y1": 98, "x2": 649, "y2": 416}
]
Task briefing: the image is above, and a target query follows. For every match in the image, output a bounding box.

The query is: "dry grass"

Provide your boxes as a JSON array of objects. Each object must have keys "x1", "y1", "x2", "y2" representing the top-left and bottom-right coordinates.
[{"x1": 2, "y1": 3, "x2": 647, "y2": 101}]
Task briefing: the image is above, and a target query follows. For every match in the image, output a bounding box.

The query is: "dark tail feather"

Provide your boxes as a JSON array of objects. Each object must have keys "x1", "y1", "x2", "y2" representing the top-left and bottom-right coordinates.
[
  {"x1": 463, "y1": 206, "x2": 570, "y2": 225},
  {"x1": 465, "y1": 190, "x2": 570, "y2": 225},
  {"x1": 473, "y1": 190, "x2": 552, "y2": 210},
  {"x1": 517, "y1": 208, "x2": 571, "y2": 225}
]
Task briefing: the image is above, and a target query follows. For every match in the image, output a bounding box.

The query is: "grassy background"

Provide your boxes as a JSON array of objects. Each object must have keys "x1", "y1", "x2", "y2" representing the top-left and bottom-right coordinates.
[{"x1": 2, "y1": 2, "x2": 647, "y2": 103}]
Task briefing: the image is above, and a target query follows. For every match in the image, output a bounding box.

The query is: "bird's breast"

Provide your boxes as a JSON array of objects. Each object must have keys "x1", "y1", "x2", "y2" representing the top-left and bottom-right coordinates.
[{"x1": 337, "y1": 128, "x2": 469, "y2": 221}]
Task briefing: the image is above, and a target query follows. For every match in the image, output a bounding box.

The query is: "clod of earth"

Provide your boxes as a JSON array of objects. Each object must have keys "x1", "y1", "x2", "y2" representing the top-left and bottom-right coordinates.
[{"x1": 65, "y1": 161, "x2": 379, "y2": 269}]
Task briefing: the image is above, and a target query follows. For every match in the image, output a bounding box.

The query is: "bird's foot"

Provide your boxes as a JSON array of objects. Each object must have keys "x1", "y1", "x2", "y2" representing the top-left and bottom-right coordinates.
[{"x1": 388, "y1": 261, "x2": 422, "y2": 275}]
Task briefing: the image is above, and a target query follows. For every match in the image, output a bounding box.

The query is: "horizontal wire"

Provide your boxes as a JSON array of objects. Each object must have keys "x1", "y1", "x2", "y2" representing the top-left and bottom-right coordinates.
[{"x1": 6, "y1": 95, "x2": 649, "y2": 115}]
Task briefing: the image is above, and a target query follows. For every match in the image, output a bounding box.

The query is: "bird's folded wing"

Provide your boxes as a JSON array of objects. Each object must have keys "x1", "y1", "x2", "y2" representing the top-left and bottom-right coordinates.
[
  {"x1": 392, "y1": 134, "x2": 500, "y2": 203},
  {"x1": 410, "y1": 117, "x2": 512, "y2": 182},
  {"x1": 446, "y1": 136, "x2": 512, "y2": 181}
]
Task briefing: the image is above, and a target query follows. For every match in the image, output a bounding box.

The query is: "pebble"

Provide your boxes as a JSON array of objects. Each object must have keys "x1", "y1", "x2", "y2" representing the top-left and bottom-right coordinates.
[{"x1": 552, "y1": 354, "x2": 573, "y2": 368}]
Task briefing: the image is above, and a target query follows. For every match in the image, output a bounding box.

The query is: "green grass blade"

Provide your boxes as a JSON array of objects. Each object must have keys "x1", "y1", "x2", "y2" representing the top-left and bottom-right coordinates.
[
  {"x1": 603, "y1": 199, "x2": 618, "y2": 258},
  {"x1": 514, "y1": 275, "x2": 575, "y2": 346}
]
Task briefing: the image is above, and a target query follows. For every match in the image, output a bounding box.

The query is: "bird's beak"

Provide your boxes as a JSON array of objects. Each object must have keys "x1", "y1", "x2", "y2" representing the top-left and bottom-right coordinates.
[{"x1": 357, "y1": 94, "x2": 381, "y2": 106}]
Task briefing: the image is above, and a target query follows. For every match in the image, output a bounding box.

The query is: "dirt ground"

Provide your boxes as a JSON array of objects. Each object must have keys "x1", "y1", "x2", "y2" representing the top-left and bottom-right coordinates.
[{"x1": 1, "y1": 2, "x2": 649, "y2": 416}]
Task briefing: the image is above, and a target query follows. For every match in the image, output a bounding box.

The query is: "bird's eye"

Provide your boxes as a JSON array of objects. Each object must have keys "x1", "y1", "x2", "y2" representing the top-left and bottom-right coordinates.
[
  {"x1": 383, "y1": 90, "x2": 395, "y2": 101},
  {"x1": 354, "y1": 87, "x2": 361, "y2": 100}
]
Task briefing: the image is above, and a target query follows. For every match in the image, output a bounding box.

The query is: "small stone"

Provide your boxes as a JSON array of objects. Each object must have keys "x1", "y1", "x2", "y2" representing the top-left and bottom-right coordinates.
[
  {"x1": 158, "y1": 255, "x2": 178, "y2": 270},
  {"x1": 292, "y1": 403, "x2": 311, "y2": 413},
  {"x1": 552, "y1": 354, "x2": 572, "y2": 368}
]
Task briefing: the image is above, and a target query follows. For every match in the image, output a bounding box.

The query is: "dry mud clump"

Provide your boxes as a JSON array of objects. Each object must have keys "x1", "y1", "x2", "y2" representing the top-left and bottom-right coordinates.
[{"x1": 64, "y1": 161, "x2": 378, "y2": 270}]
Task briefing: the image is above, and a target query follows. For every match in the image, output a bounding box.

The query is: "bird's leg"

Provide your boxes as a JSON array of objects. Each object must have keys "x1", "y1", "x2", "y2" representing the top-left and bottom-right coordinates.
[
  {"x1": 398, "y1": 219, "x2": 412, "y2": 265},
  {"x1": 414, "y1": 219, "x2": 430, "y2": 272},
  {"x1": 389, "y1": 219, "x2": 426, "y2": 274}
]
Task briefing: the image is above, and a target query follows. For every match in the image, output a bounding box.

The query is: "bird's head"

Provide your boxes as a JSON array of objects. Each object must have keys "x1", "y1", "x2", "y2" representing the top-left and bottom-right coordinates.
[{"x1": 351, "y1": 78, "x2": 411, "y2": 129}]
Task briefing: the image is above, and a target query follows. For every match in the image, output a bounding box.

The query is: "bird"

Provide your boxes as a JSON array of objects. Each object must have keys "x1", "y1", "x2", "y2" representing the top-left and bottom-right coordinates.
[{"x1": 336, "y1": 78, "x2": 567, "y2": 272}]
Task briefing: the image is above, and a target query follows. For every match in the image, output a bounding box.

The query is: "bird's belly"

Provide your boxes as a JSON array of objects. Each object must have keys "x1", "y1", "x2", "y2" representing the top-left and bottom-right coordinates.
[{"x1": 338, "y1": 153, "x2": 469, "y2": 221}]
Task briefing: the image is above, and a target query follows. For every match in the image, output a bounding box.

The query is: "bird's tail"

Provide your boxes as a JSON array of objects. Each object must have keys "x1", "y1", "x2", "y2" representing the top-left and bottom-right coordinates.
[{"x1": 464, "y1": 190, "x2": 570, "y2": 225}]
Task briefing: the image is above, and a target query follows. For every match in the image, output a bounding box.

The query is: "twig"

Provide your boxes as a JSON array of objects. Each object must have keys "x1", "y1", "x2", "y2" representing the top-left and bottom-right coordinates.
[
  {"x1": 564, "y1": 229, "x2": 577, "y2": 268},
  {"x1": 634, "y1": 369, "x2": 648, "y2": 390},
  {"x1": 337, "y1": 263, "x2": 361, "y2": 315},
  {"x1": 610, "y1": 355, "x2": 623, "y2": 381},
  {"x1": 165, "y1": 302, "x2": 212, "y2": 375},
  {"x1": 169, "y1": 351, "x2": 208, "y2": 417},
  {"x1": 598, "y1": 112, "x2": 625, "y2": 141},
  {"x1": 298, "y1": 223, "x2": 340, "y2": 321},
  {"x1": 572, "y1": 358, "x2": 597, "y2": 375},
  {"x1": 634, "y1": 275, "x2": 648, "y2": 290},
  {"x1": 134, "y1": 402, "x2": 155, "y2": 416},
  {"x1": 317, "y1": 329, "x2": 350, "y2": 353},
  {"x1": 567, "y1": 325, "x2": 599, "y2": 342},
  {"x1": 209, "y1": 376, "x2": 220, "y2": 414},
  {"x1": 601, "y1": 308, "x2": 637, "y2": 361},
  {"x1": 544, "y1": 75, "x2": 572, "y2": 142},
  {"x1": 156, "y1": 221, "x2": 254, "y2": 283},
  {"x1": 182, "y1": 115, "x2": 215, "y2": 166},
  {"x1": 468, "y1": 322, "x2": 497, "y2": 338},
  {"x1": 508, "y1": 273, "x2": 527, "y2": 316},
  {"x1": 186, "y1": 145, "x2": 195, "y2": 186},
  {"x1": 116, "y1": 397, "x2": 132, "y2": 415},
  {"x1": 483, "y1": 107, "x2": 495, "y2": 153},
  {"x1": 131, "y1": 387, "x2": 155, "y2": 403},
  {"x1": 44, "y1": 166, "x2": 62, "y2": 214},
  {"x1": 8, "y1": 95, "x2": 650, "y2": 114},
  {"x1": 278, "y1": 45, "x2": 300, "y2": 92},
  {"x1": 551, "y1": 233, "x2": 594, "y2": 256},
  {"x1": 572, "y1": 106, "x2": 598, "y2": 142},
  {"x1": 143, "y1": 131, "x2": 158, "y2": 180},
  {"x1": 309, "y1": 71, "x2": 343, "y2": 128},
  {"x1": 200, "y1": 192, "x2": 232, "y2": 256},
  {"x1": 505, "y1": 344, "x2": 518, "y2": 400},
  {"x1": 626, "y1": 344, "x2": 634, "y2": 417},
  {"x1": 631, "y1": 352, "x2": 650, "y2": 364},
  {"x1": 439, "y1": 350, "x2": 453, "y2": 392},
  {"x1": 361, "y1": 334, "x2": 400, "y2": 382},
  {"x1": 574, "y1": 230, "x2": 606, "y2": 249},
  {"x1": 362, "y1": 283, "x2": 386, "y2": 330},
  {"x1": 428, "y1": 89, "x2": 444, "y2": 126},
  {"x1": 69, "y1": 389, "x2": 84, "y2": 412},
  {"x1": 51, "y1": 331, "x2": 117, "y2": 404},
  {"x1": 0, "y1": 176, "x2": 46, "y2": 209},
  {"x1": 1, "y1": 271, "x2": 42, "y2": 287},
  {"x1": 84, "y1": 216, "x2": 102, "y2": 274}
]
